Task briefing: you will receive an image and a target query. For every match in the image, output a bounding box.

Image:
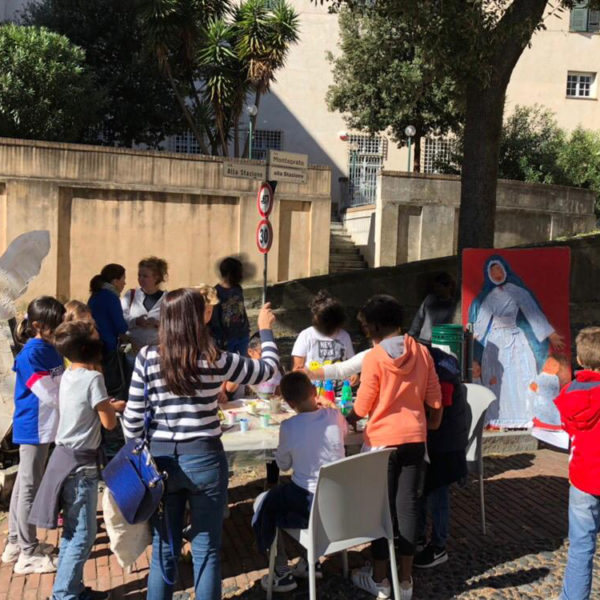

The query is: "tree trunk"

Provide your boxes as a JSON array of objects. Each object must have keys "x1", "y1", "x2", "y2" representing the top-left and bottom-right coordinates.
[
  {"x1": 163, "y1": 62, "x2": 210, "y2": 155},
  {"x1": 413, "y1": 134, "x2": 421, "y2": 173},
  {"x1": 457, "y1": 83, "x2": 506, "y2": 252}
]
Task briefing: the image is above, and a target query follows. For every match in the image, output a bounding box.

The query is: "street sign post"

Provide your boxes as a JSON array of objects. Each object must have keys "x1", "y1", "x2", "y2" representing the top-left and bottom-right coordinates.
[{"x1": 256, "y1": 181, "x2": 277, "y2": 304}]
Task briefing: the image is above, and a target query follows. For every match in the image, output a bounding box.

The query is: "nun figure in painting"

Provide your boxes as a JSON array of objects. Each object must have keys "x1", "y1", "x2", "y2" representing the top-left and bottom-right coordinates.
[{"x1": 469, "y1": 255, "x2": 564, "y2": 427}]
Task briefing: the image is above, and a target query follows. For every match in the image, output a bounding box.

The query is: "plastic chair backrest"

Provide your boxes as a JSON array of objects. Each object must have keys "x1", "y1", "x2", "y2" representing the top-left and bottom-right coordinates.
[
  {"x1": 464, "y1": 383, "x2": 496, "y2": 465},
  {"x1": 308, "y1": 449, "x2": 394, "y2": 559}
]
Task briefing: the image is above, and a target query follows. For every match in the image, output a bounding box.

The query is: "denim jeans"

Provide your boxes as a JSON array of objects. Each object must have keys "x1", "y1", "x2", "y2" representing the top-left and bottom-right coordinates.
[
  {"x1": 52, "y1": 467, "x2": 99, "y2": 600},
  {"x1": 417, "y1": 485, "x2": 449, "y2": 548},
  {"x1": 561, "y1": 485, "x2": 600, "y2": 600},
  {"x1": 147, "y1": 450, "x2": 228, "y2": 600}
]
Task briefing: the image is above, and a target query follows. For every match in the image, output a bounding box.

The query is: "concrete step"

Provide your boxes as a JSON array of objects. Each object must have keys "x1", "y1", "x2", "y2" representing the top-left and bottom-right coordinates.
[{"x1": 330, "y1": 248, "x2": 363, "y2": 256}]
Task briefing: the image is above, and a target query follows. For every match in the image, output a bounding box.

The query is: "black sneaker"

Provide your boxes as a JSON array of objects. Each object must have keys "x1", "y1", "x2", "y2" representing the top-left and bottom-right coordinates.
[
  {"x1": 260, "y1": 568, "x2": 298, "y2": 593},
  {"x1": 414, "y1": 544, "x2": 448, "y2": 569}
]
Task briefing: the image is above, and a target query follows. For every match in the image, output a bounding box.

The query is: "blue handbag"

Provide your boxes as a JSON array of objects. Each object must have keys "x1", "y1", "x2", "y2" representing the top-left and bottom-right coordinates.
[{"x1": 102, "y1": 357, "x2": 166, "y2": 525}]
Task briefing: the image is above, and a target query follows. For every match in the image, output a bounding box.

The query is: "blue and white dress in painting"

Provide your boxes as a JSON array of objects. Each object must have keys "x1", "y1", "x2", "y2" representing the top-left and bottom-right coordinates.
[{"x1": 471, "y1": 258, "x2": 554, "y2": 427}]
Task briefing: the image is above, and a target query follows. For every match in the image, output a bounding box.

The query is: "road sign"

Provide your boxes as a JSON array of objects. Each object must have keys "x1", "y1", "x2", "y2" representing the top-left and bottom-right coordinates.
[
  {"x1": 267, "y1": 150, "x2": 308, "y2": 184},
  {"x1": 256, "y1": 219, "x2": 273, "y2": 254},
  {"x1": 223, "y1": 160, "x2": 266, "y2": 180},
  {"x1": 257, "y1": 182, "x2": 274, "y2": 218},
  {"x1": 268, "y1": 150, "x2": 308, "y2": 170},
  {"x1": 267, "y1": 165, "x2": 308, "y2": 184}
]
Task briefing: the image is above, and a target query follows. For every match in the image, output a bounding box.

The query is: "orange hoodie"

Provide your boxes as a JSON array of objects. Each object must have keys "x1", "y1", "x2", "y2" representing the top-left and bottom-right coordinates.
[{"x1": 354, "y1": 334, "x2": 442, "y2": 447}]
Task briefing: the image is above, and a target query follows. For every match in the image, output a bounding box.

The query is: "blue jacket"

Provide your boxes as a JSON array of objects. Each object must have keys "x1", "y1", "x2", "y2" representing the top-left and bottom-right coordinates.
[{"x1": 88, "y1": 288, "x2": 128, "y2": 353}]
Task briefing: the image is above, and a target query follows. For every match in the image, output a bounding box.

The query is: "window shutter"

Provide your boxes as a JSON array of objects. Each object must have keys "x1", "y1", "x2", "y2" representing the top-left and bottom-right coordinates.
[
  {"x1": 571, "y1": 6, "x2": 589, "y2": 32},
  {"x1": 589, "y1": 9, "x2": 600, "y2": 31}
]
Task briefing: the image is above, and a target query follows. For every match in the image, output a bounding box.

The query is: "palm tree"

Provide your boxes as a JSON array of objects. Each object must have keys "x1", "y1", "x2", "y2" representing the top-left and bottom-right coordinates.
[
  {"x1": 235, "y1": 0, "x2": 300, "y2": 157},
  {"x1": 138, "y1": 0, "x2": 299, "y2": 157}
]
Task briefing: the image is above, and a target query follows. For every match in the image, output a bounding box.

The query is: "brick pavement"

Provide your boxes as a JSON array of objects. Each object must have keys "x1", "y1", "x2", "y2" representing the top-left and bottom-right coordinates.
[{"x1": 0, "y1": 449, "x2": 575, "y2": 599}]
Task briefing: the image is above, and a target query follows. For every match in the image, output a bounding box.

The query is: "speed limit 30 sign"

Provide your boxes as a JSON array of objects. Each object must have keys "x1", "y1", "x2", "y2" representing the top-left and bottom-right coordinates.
[{"x1": 256, "y1": 219, "x2": 273, "y2": 254}]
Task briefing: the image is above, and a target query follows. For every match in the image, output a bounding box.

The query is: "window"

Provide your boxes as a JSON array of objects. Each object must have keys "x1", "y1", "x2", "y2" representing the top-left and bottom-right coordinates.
[
  {"x1": 251, "y1": 129, "x2": 283, "y2": 161},
  {"x1": 570, "y1": 2, "x2": 600, "y2": 32},
  {"x1": 346, "y1": 134, "x2": 386, "y2": 207},
  {"x1": 167, "y1": 130, "x2": 202, "y2": 154},
  {"x1": 423, "y1": 137, "x2": 456, "y2": 174},
  {"x1": 566, "y1": 72, "x2": 596, "y2": 98}
]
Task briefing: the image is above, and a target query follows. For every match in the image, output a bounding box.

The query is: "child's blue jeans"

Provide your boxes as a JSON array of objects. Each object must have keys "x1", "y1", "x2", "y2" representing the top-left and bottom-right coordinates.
[
  {"x1": 52, "y1": 467, "x2": 99, "y2": 600},
  {"x1": 561, "y1": 484, "x2": 600, "y2": 600},
  {"x1": 417, "y1": 484, "x2": 449, "y2": 549}
]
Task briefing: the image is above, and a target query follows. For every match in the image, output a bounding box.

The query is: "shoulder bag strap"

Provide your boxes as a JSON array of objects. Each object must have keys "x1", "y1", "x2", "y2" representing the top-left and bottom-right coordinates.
[{"x1": 142, "y1": 349, "x2": 152, "y2": 442}]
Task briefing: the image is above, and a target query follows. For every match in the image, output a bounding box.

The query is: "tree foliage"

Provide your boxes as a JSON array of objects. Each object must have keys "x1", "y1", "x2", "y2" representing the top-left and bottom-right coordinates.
[
  {"x1": 139, "y1": 0, "x2": 299, "y2": 156},
  {"x1": 0, "y1": 24, "x2": 100, "y2": 142},
  {"x1": 441, "y1": 105, "x2": 600, "y2": 214},
  {"x1": 22, "y1": 0, "x2": 180, "y2": 148},
  {"x1": 315, "y1": 0, "x2": 593, "y2": 249},
  {"x1": 326, "y1": 7, "x2": 461, "y2": 171}
]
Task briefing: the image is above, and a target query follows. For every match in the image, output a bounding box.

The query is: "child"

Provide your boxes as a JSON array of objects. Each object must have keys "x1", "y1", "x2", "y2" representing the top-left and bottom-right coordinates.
[
  {"x1": 346, "y1": 295, "x2": 442, "y2": 600},
  {"x1": 31, "y1": 320, "x2": 117, "y2": 600},
  {"x1": 195, "y1": 283, "x2": 219, "y2": 324},
  {"x1": 210, "y1": 257, "x2": 250, "y2": 354},
  {"x1": 252, "y1": 371, "x2": 347, "y2": 593},
  {"x1": 555, "y1": 327, "x2": 600, "y2": 600},
  {"x1": 292, "y1": 290, "x2": 355, "y2": 370},
  {"x1": 2, "y1": 297, "x2": 65, "y2": 574},
  {"x1": 64, "y1": 300, "x2": 95, "y2": 324}
]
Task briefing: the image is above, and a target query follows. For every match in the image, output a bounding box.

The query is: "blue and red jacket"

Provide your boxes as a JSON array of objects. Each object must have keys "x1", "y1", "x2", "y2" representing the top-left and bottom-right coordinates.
[
  {"x1": 554, "y1": 370, "x2": 600, "y2": 495},
  {"x1": 12, "y1": 338, "x2": 64, "y2": 445}
]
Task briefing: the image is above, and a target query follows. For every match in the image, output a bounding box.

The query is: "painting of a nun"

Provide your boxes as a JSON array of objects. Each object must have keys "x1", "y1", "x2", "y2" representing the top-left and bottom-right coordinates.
[{"x1": 468, "y1": 254, "x2": 565, "y2": 427}]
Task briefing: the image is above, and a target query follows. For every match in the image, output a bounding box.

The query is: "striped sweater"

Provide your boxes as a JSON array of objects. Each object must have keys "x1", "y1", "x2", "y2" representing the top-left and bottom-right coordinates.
[{"x1": 122, "y1": 330, "x2": 279, "y2": 442}]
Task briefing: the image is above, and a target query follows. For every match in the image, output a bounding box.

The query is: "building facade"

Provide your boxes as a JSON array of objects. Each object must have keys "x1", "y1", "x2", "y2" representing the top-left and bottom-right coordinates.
[{"x1": 4, "y1": 1, "x2": 599, "y2": 211}]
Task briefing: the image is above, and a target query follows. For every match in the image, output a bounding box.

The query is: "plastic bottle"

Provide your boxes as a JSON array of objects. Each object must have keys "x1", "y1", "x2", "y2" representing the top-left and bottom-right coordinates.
[
  {"x1": 340, "y1": 380, "x2": 353, "y2": 415},
  {"x1": 323, "y1": 380, "x2": 335, "y2": 404}
]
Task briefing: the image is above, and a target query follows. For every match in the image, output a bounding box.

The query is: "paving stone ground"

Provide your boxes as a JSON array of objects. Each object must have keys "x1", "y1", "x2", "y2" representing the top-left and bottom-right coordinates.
[{"x1": 0, "y1": 448, "x2": 592, "y2": 599}]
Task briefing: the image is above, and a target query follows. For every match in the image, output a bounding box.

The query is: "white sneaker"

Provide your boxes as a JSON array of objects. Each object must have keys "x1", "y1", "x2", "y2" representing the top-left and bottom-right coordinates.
[
  {"x1": 1, "y1": 542, "x2": 19, "y2": 564},
  {"x1": 351, "y1": 569, "x2": 391, "y2": 599},
  {"x1": 399, "y1": 577, "x2": 413, "y2": 600},
  {"x1": 14, "y1": 549, "x2": 57, "y2": 575}
]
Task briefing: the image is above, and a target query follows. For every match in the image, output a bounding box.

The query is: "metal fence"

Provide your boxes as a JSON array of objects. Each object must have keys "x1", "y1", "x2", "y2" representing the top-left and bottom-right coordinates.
[{"x1": 345, "y1": 134, "x2": 385, "y2": 208}]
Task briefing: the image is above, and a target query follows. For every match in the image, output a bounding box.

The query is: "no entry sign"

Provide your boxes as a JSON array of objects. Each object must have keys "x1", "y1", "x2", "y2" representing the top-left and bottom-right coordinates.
[
  {"x1": 256, "y1": 219, "x2": 273, "y2": 254},
  {"x1": 257, "y1": 182, "x2": 274, "y2": 218}
]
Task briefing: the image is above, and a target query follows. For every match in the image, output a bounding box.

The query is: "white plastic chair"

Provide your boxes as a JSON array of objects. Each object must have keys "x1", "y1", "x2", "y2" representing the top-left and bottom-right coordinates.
[
  {"x1": 265, "y1": 449, "x2": 400, "y2": 600},
  {"x1": 464, "y1": 383, "x2": 496, "y2": 535}
]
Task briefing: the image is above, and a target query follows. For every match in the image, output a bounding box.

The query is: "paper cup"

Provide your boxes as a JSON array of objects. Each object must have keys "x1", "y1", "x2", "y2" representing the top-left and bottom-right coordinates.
[
  {"x1": 239, "y1": 418, "x2": 249, "y2": 433},
  {"x1": 226, "y1": 412, "x2": 236, "y2": 426},
  {"x1": 269, "y1": 397, "x2": 282, "y2": 414},
  {"x1": 260, "y1": 414, "x2": 271, "y2": 428}
]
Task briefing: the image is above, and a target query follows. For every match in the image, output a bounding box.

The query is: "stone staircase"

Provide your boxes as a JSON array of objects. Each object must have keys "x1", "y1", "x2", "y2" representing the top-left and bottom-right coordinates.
[{"x1": 329, "y1": 220, "x2": 368, "y2": 273}]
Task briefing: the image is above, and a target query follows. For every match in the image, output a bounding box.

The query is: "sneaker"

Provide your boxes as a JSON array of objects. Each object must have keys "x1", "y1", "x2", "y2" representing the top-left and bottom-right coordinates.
[
  {"x1": 415, "y1": 536, "x2": 426, "y2": 554},
  {"x1": 5, "y1": 541, "x2": 54, "y2": 564},
  {"x1": 351, "y1": 569, "x2": 391, "y2": 599},
  {"x1": 1, "y1": 542, "x2": 19, "y2": 564},
  {"x1": 399, "y1": 577, "x2": 413, "y2": 600},
  {"x1": 14, "y1": 550, "x2": 57, "y2": 575},
  {"x1": 260, "y1": 567, "x2": 298, "y2": 593},
  {"x1": 414, "y1": 544, "x2": 448, "y2": 569},
  {"x1": 291, "y1": 557, "x2": 323, "y2": 579}
]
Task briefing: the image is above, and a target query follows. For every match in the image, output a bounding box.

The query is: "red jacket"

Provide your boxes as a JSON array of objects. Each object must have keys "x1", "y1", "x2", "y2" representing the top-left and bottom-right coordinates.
[{"x1": 554, "y1": 371, "x2": 600, "y2": 495}]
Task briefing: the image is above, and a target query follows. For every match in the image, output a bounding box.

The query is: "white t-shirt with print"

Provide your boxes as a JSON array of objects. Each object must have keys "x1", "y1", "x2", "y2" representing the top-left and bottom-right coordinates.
[{"x1": 291, "y1": 326, "x2": 355, "y2": 365}]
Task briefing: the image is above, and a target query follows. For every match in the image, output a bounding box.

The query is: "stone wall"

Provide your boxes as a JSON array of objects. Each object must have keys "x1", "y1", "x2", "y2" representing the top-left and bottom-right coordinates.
[
  {"x1": 259, "y1": 233, "x2": 600, "y2": 348},
  {"x1": 343, "y1": 172, "x2": 597, "y2": 268},
  {"x1": 0, "y1": 138, "x2": 331, "y2": 305}
]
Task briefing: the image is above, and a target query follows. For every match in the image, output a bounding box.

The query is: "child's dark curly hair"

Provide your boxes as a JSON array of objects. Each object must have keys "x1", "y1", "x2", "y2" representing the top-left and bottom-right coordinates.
[
  {"x1": 219, "y1": 257, "x2": 244, "y2": 287},
  {"x1": 310, "y1": 290, "x2": 346, "y2": 336}
]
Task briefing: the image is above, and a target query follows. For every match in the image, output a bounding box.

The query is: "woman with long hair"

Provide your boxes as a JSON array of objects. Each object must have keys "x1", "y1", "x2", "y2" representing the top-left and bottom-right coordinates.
[{"x1": 122, "y1": 288, "x2": 279, "y2": 600}]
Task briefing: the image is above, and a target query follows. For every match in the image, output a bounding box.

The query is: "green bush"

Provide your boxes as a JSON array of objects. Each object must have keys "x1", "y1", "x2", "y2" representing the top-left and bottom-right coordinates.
[{"x1": 0, "y1": 24, "x2": 100, "y2": 142}]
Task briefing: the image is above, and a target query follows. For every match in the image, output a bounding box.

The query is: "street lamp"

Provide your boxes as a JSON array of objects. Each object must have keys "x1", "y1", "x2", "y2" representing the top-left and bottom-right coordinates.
[
  {"x1": 405, "y1": 125, "x2": 416, "y2": 173},
  {"x1": 247, "y1": 105, "x2": 258, "y2": 159}
]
